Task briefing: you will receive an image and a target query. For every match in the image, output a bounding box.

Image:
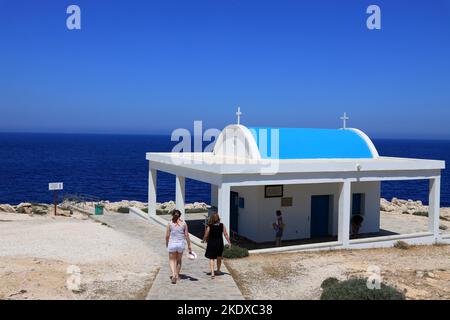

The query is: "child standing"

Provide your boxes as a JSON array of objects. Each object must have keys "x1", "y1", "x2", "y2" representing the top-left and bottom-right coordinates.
[{"x1": 272, "y1": 210, "x2": 284, "y2": 247}]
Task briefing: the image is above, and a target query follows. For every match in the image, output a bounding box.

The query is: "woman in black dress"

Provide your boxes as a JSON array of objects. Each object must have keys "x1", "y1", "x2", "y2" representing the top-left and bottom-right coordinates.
[{"x1": 203, "y1": 213, "x2": 232, "y2": 279}]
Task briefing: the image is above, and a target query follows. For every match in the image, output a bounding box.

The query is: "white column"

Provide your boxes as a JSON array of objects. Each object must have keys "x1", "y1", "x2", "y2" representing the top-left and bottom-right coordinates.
[
  {"x1": 176, "y1": 175, "x2": 186, "y2": 221},
  {"x1": 338, "y1": 180, "x2": 351, "y2": 247},
  {"x1": 210, "y1": 184, "x2": 218, "y2": 208},
  {"x1": 428, "y1": 176, "x2": 441, "y2": 240},
  {"x1": 148, "y1": 168, "x2": 157, "y2": 217},
  {"x1": 218, "y1": 183, "x2": 231, "y2": 241}
]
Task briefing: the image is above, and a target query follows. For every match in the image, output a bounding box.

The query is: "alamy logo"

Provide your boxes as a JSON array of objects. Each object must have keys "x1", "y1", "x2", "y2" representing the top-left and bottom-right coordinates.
[
  {"x1": 66, "y1": 265, "x2": 82, "y2": 292},
  {"x1": 366, "y1": 265, "x2": 382, "y2": 289},
  {"x1": 169, "y1": 121, "x2": 281, "y2": 174},
  {"x1": 366, "y1": 5, "x2": 381, "y2": 30},
  {"x1": 66, "y1": 5, "x2": 81, "y2": 30}
]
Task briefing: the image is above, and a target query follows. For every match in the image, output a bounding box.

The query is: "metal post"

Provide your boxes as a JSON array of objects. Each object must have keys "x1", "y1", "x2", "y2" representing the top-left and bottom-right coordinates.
[{"x1": 54, "y1": 190, "x2": 58, "y2": 216}]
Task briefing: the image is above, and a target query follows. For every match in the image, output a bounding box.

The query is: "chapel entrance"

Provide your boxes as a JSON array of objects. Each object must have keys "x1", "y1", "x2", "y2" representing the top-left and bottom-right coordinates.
[
  {"x1": 310, "y1": 195, "x2": 332, "y2": 238},
  {"x1": 230, "y1": 191, "x2": 239, "y2": 234}
]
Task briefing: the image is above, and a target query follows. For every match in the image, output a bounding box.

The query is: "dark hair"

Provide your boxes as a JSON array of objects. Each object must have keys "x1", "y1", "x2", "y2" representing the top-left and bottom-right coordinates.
[
  {"x1": 351, "y1": 214, "x2": 364, "y2": 225},
  {"x1": 208, "y1": 213, "x2": 220, "y2": 225},
  {"x1": 172, "y1": 209, "x2": 181, "y2": 223},
  {"x1": 276, "y1": 210, "x2": 282, "y2": 216}
]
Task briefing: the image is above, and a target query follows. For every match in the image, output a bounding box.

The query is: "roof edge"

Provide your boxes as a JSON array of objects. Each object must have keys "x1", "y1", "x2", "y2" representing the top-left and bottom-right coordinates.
[{"x1": 348, "y1": 128, "x2": 380, "y2": 158}]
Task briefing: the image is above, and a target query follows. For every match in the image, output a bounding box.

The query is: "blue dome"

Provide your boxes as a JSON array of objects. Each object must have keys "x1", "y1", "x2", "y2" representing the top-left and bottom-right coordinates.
[{"x1": 249, "y1": 127, "x2": 378, "y2": 159}]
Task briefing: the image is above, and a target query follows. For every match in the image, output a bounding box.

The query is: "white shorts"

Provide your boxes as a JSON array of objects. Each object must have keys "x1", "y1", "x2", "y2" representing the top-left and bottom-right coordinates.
[{"x1": 168, "y1": 241, "x2": 185, "y2": 253}]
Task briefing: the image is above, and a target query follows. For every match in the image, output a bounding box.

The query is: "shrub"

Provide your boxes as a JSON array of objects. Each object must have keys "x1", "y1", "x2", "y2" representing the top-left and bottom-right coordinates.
[
  {"x1": 413, "y1": 211, "x2": 428, "y2": 217},
  {"x1": 156, "y1": 209, "x2": 168, "y2": 215},
  {"x1": 320, "y1": 278, "x2": 405, "y2": 300},
  {"x1": 394, "y1": 240, "x2": 409, "y2": 250},
  {"x1": 185, "y1": 208, "x2": 209, "y2": 214},
  {"x1": 223, "y1": 245, "x2": 249, "y2": 259},
  {"x1": 145, "y1": 208, "x2": 208, "y2": 215},
  {"x1": 321, "y1": 277, "x2": 340, "y2": 289},
  {"x1": 117, "y1": 206, "x2": 129, "y2": 213}
]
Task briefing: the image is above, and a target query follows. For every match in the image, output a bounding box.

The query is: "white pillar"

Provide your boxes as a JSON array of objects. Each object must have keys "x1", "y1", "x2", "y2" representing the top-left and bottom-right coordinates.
[
  {"x1": 148, "y1": 167, "x2": 157, "y2": 217},
  {"x1": 428, "y1": 176, "x2": 441, "y2": 240},
  {"x1": 218, "y1": 183, "x2": 231, "y2": 241},
  {"x1": 338, "y1": 180, "x2": 351, "y2": 247},
  {"x1": 176, "y1": 175, "x2": 186, "y2": 221},
  {"x1": 210, "y1": 184, "x2": 218, "y2": 208}
]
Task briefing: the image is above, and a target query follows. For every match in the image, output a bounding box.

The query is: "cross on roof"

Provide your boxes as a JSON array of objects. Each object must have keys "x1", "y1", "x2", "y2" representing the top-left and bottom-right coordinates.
[
  {"x1": 340, "y1": 112, "x2": 349, "y2": 129},
  {"x1": 236, "y1": 106, "x2": 242, "y2": 125}
]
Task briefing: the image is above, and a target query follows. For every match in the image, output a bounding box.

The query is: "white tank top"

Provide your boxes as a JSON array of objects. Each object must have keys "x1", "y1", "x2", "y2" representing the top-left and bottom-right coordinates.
[{"x1": 169, "y1": 221, "x2": 186, "y2": 243}]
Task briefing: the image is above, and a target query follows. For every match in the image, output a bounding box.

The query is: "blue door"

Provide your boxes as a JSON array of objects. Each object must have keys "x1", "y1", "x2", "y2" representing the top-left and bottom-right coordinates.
[
  {"x1": 230, "y1": 191, "x2": 239, "y2": 233},
  {"x1": 310, "y1": 195, "x2": 331, "y2": 238}
]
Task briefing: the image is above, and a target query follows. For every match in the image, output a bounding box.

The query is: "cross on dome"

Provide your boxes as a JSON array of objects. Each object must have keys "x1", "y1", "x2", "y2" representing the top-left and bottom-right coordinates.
[
  {"x1": 236, "y1": 107, "x2": 242, "y2": 125},
  {"x1": 340, "y1": 112, "x2": 349, "y2": 129}
]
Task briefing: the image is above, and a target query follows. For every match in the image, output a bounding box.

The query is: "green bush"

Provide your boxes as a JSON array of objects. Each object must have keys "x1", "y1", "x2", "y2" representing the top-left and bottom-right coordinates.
[
  {"x1": 223, "y1": 245, "x2": 249, "y2": 259},
  {"x1": 117, "y1": 206, "x2": 129, "y2": 213},
  {"x1": 320, "y1": 278, "x2": 405, "y2": 300},
  {"x1": 185, "y1": 208, "x2": 208, "y2": 214},
  {"x1": 321, "y1": 277, "x2": 340, "y2": 289},
  {"x1": 143, "y1": 208, "x2": 208, "y2": 215},
  {"x1": 394, "y1": 240, "x2": 409, "y2": 250}
]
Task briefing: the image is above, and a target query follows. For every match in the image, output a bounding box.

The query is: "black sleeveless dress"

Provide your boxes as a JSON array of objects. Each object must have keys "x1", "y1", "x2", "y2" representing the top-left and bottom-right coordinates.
[{"x1": 205, "y1": 223, "x2": 224, "y2": 259}]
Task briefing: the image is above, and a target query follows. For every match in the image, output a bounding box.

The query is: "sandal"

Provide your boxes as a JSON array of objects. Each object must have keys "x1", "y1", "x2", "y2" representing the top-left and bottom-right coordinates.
[{"x1": 171, "y1": 276, "x2": 177, "y2": 284}]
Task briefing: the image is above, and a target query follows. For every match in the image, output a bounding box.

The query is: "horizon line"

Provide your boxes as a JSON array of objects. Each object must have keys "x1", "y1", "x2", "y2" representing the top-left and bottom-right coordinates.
[{"x1": 1, "y1": 130, "x2": 450, "y2": 141}]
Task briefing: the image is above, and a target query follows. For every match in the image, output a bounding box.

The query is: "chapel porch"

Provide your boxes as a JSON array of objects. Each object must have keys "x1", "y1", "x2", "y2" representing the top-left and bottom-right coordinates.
[{"x1": 146, "y1": 152, "x2": 447, "y2": 253}]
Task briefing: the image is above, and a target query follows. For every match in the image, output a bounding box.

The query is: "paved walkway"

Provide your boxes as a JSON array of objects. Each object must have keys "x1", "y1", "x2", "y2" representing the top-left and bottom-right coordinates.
[{"x1": 91, "y1": 212, "x2": 243, "y2": 300}]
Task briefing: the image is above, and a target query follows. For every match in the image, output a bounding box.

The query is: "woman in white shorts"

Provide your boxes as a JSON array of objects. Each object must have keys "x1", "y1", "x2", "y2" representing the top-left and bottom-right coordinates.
[{"x1": 165, "y1": 209, "x2": 192, "y2": 284}]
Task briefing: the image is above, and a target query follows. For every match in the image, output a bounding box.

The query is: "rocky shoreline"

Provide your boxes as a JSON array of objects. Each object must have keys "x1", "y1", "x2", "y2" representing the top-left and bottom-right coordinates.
[
  {"x1": 380, "y1": 197, "x2": 450, "y2": 221},
  {"x1": 1, "y1": 198, "x2": 449, "y2": 219},
  {"x1": 0, "y1": 200, "x2": 211, "y2": 215}
]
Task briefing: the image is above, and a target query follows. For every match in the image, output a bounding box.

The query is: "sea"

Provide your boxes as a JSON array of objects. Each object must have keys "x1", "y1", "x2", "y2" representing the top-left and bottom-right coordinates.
[{"x1": 0, "y1": 133, "x2": 449, "y2": 206}]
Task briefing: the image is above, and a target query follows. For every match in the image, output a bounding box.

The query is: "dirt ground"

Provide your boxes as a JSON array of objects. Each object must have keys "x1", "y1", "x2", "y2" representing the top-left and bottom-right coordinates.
[
  {"x1": 0, "y1": 212, "x2": 160, "y2": 300},
  {"x1": 226, "y1": 245, "x2": 450, "y2": 300}
]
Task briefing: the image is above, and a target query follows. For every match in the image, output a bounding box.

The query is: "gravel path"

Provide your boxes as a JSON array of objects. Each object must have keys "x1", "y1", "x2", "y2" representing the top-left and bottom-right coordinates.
[{"x1": 92, "y1": 213, "x2": 243, "y2": 300}]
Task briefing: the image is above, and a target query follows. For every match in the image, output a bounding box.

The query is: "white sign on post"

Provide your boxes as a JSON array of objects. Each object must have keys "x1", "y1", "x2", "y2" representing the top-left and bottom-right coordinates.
[{"x1": 49, "y1": 182, "x2": 64, "y2": 191}]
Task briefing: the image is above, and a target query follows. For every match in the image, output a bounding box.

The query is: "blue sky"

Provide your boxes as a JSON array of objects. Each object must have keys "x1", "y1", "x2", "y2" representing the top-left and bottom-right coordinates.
[{"x1": 0, "y1": 0, "x2": 449, "y2": 138}]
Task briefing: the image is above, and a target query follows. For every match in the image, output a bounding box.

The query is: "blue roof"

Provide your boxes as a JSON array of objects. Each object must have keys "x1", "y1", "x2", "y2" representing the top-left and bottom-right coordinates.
[{"x1": 249, "y1": 127, "x2": 376, "y2": 159}]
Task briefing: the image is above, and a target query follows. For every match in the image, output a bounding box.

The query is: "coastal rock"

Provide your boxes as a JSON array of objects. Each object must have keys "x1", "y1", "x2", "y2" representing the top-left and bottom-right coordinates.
[
  {"x1": 16, "y1": 202, "x2": 33, "y2": 214},
  {"x1": 0, "y1": 204, "x2": 16, "y2": 213},
  {"x1": 380, "y1": 198, "x2": 429, "y2": 216},
  {"x1": 380, "y1": 198, "x2": 390, "y2": 211},
  {"x1": 441, "y1": 208, "x2": 450, "y2": 221},
  {"x1": 101, "y1": 200, "x2": 147, "y2": 211},
  {"x1": 384, "y1": 205, "x2": 396, "y2": 212},
  {"x1": 193, "y1": 202, "x2": 207, "y2": 209},
  {"x1": 161, "y1": 201, "x2": 176, "y2": 212}
]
